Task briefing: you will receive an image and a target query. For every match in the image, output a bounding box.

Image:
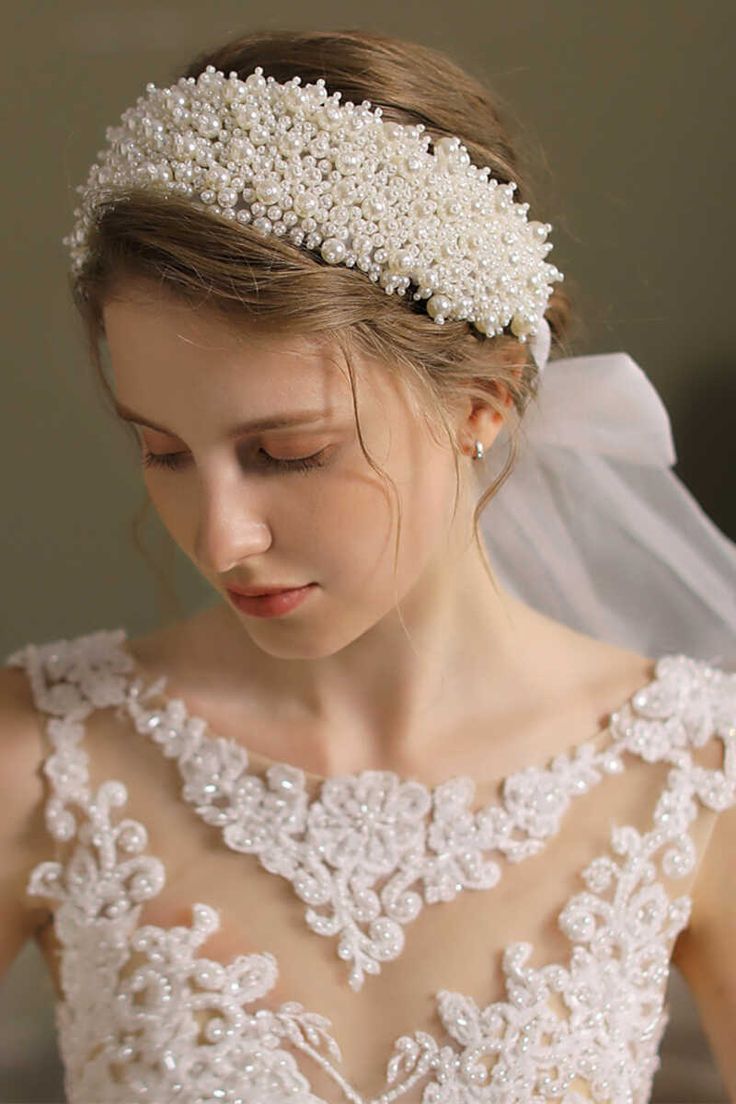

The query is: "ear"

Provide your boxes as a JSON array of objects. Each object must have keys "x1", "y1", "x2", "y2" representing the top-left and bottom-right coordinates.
[
  {"x1": 459, "y1": 395, "x2": 507, "y2": 453},
  {"x1": 455, "y1": 365, "x2": 519, "y2": 454}
]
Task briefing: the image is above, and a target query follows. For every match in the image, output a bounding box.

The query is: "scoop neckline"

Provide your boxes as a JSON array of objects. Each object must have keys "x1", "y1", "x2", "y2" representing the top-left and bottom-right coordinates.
[{"x1": 116, "y1": 628, "x2": 662, "y2": 795}]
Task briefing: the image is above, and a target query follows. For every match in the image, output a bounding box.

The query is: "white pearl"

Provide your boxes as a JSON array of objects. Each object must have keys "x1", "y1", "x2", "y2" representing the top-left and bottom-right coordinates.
[
  {"x1": 321, "y1": 238, "x2": 346, "y2": 264},
  {"x1": 426, "y1": 294, "x2": 452, "y2": 319},
  {"x1": 66, "y1": 66, "x2": 564, "y2": 352}
]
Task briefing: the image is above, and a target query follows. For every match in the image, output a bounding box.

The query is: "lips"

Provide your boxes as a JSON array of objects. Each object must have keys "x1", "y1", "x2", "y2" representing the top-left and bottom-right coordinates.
[
  {"x1": 226, "y1": 583, "x2": 309, "y2": 597},
  {"x1": 226, "y1": 583, "x2": 316, "y2": 619}
]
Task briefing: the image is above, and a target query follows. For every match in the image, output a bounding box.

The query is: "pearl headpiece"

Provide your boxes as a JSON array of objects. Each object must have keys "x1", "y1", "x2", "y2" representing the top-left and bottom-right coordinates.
[{"x1": 64, "y1": 64, "x2": 564, "y2": 342}]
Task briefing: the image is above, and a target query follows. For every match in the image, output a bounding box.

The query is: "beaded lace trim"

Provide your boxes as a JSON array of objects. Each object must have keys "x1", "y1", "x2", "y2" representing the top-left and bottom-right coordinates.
[
  {"x1": 7, "y1": 628, "x2": 735, "y2": 1104},
  {"x1": 122, "y1": 663, "x2": 623, "y2": 993}
]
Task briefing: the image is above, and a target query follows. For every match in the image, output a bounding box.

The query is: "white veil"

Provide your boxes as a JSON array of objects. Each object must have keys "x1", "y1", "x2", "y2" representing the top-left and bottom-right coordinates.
[{"x1": 478, "y1": 320, "x2": 736, "y2": 665}]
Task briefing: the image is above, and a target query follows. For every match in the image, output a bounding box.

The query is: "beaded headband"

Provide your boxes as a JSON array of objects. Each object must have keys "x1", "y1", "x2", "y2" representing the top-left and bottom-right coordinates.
[{"x1": 64, "y1": 64, "x2": 564, "y2": 345}]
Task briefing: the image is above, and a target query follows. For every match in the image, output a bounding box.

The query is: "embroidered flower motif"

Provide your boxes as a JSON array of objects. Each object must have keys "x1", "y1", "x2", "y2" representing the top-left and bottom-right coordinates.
[
  {"x1": 307, "y1": 771, "x2": 431, "y2": 873},
  {"x1": 122, "y1": 681, "x2": 619, "y2": 990},
  {"x1": 502, "y1": 764, "x2": 573, "y2": 838},
  {"x1": 7, "y1": 630, "x2": 735, "y2": 1104},
  {"x1": 424, "y1": 777, "x2": 504, "y2": 903}
]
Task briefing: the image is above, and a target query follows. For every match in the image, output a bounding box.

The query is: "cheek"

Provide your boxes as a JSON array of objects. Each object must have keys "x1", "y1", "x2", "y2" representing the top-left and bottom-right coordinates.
[{"x1": 311, "y1": 460, "x2": 454, "y2": 594}]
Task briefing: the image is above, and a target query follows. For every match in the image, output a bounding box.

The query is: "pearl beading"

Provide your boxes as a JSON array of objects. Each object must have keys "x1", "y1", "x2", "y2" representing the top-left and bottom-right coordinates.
[
  {"x1": 7, "y1": 629, "x2": 735, "y2": 1104},
  {"x1": 63, "y1": 65, "x2": 564, "y2": 342},
  {"x1": 123, "y1": 681, "x2": 610, "y2": 994}
]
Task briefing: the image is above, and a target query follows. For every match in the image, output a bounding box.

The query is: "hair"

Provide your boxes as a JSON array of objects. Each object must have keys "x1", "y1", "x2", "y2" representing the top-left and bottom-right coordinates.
[{"x1": 69, "y1": 28, "x2": 578, "y2": 627}]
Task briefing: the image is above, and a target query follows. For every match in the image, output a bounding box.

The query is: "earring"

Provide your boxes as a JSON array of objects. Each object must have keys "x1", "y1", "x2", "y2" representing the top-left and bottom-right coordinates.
[{"x1": 472, "y1": 439, "x2": 485, "y2": 461}]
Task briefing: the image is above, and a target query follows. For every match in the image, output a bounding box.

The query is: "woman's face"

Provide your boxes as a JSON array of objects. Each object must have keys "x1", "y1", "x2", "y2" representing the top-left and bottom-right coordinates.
[{"x1": 103, "y1": 282, "x2": 498, "y2": 659}]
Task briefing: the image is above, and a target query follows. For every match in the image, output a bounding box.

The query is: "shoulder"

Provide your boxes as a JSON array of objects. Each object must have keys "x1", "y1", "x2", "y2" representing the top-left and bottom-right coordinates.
[
  {"x1": 608, "y1": 650, "x2": 735, "y2": 763},
  {"x1": 5, "y1": 626, "x2": 133, "y2": 716},
  {"x1": 4, "y1": 625, "x2": 131, "y2": 677},
  {"x1": 0, "y1": 664, "x2": 57, "y2": 968},
  {"x1": 0, "y1": 660, "x2": 52, "y2": 831},
  {"x1": 0, "y1": 626, "x2": 132, "y2": 962},
  {"x1": 672, "y1": 799, "x2": 736, "y2": 1095},
  {"x1": 667, "y1": 654, "x2": 736, "y2": 1094},
  {"x1": 0, "y1": 660, "x2": 48, "y2": 775},
  {"x1": 0, "y1": 624, "x2": 133, "y2": 863}
]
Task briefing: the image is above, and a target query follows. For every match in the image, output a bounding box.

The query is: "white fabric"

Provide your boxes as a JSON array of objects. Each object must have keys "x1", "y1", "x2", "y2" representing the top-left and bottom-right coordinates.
[
  {"x1": 6, "y1": 629, "x2": 736, "y2": 1104},
  {"x1": 479, "y1": 324, "x2": 736, "y2": 665}
]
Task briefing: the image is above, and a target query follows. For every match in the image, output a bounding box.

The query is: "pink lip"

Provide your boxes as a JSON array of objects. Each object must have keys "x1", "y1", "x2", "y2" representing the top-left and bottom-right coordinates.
[
  {"x1": 227, "y1": 583, "x2": 308, "y2": 597},
  {"x1": 226, "y1": 584, "x2": 317, "y2": 618}
]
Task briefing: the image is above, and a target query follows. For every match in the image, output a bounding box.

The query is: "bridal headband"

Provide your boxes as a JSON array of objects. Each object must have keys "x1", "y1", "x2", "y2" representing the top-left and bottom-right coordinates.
[{"x1": 63, "y1": 64, "x2": 563, "y2": 360}]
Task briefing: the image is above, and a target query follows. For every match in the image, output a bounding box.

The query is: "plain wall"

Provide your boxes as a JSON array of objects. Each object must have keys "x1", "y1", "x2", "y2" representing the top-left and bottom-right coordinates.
[{"x1": 1, "y1": 2, "x2": 733, "y2": 1100}]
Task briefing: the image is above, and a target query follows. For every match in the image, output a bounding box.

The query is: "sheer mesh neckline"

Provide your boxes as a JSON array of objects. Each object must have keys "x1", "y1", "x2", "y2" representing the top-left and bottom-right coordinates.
[
  {"x1": 113, "y1": 630, "x2": 670, "y2": 994},
  {"x1": 116, "y1": 629, "x2": 658, "y2": 796}
]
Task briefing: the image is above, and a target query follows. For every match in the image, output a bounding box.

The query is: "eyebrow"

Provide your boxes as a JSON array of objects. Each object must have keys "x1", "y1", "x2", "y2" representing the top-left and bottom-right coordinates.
[{"x1": 112, "y1": 400, "x2": 329, "y2": 438}]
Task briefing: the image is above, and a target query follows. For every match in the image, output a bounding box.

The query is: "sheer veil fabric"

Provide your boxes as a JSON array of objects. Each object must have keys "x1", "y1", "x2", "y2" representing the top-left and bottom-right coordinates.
[{"x1": 479, "y1": 320, "x2": 736, "y2": 665}]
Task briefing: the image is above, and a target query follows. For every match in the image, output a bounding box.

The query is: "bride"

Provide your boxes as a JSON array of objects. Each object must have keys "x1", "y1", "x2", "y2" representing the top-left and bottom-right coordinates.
[{"x1": 1, "y1": 27, "x2": 734, "y2": 1104}]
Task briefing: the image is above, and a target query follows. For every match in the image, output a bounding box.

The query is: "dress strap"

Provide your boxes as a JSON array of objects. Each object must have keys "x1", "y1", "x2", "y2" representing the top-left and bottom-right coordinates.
[
  {"x1": 606, "y1": 655, "x2": 736, "y2": 901},
  {"x1": 4, "y1": 628, "x2": 135, "y2": 844}
]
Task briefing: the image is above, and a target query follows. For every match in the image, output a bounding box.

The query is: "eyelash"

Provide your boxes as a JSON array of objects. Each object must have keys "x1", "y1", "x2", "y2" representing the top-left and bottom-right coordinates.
[{"x1": 140, "y1": 447, "x2": 330, "y2": 474}]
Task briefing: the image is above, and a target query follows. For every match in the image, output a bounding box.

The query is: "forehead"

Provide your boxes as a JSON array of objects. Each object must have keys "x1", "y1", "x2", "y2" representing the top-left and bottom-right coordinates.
[
  {"x1": 102, "y1": 286, "x2": 360, "y2": 421},
  {"x1": 101, "y1": 281, "x2": 407, "y2": 427},
  {"x1": 103, "y1": 284, "x2": 326, "y2": 370}
]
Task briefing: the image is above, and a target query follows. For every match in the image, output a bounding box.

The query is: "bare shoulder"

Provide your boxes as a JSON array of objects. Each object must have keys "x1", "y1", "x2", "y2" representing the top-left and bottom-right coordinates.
[
  {"x1": 0, "y1": 664, "x2": 55, "y2": 976},
  {"x1": 0, "y1": 662, "x2": 49, "y2": 807},
  {"x1": 542, "y1": 620, "x2": 657, "y2": 714}
]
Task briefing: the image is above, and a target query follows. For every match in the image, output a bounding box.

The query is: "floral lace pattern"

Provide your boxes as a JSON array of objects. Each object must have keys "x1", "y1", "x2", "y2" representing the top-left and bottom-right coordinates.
[
  {"x1": 122, "y1": 666, "x2": 610, "y2": 992},
  {"x1": 6, "y1": 628, "x2": 735, "y2": 1104}
]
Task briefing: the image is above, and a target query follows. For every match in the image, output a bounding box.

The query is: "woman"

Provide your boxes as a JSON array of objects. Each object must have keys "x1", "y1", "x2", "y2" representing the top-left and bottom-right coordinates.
[{"x1": 1, "y1": 27, "x2": 734, "y2": 1104}]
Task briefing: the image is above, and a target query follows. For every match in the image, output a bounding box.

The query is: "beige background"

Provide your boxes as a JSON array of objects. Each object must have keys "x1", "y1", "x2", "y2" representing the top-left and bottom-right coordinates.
[{"x1": 1, "y1": 1, "x2": 733, "y2": 1100}]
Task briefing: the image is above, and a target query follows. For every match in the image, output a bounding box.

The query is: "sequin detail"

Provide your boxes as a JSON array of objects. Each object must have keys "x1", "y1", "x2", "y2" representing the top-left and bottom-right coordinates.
[
  {"x1": 7, "y1": 628, "x2": 735, "y2": 1104},
  {"x1": 122, "y1": 669, "x2": 609, "y2": 992}
]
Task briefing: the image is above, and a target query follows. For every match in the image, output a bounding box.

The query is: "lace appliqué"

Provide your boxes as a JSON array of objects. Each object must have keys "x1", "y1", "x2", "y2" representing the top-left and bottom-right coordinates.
[
  {"x1": 122, "y1": 674, "x2": 609, "y2": 992},
  {"x1": 9, "y1": 633, "x2": 338, "y2": 1103},
  {"x1": 8, "y1": 630, "x2": 736, "y2": 1104}
]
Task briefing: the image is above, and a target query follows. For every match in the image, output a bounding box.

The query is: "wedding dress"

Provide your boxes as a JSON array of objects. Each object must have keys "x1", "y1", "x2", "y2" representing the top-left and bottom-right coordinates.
[{"x1": 6, "y1": 625, "x2": 735, "y2": 1104}]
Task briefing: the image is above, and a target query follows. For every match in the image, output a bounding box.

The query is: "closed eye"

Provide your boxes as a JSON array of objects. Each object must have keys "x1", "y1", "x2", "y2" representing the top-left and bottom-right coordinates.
[{"x1": 140, "y1": 447, "x2": 331, "y2": 474}]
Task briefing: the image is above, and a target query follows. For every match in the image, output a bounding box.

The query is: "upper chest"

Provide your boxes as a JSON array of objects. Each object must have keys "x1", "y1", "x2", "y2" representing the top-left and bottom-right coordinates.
[{"x1": 30, "y1": 686, "x2": 719, "y2": 1103}]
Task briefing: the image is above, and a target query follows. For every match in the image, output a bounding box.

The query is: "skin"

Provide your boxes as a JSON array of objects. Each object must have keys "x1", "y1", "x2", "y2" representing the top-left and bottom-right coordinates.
[{"x1": 103, "y1": 277, "x2": 656, "y2": 782}]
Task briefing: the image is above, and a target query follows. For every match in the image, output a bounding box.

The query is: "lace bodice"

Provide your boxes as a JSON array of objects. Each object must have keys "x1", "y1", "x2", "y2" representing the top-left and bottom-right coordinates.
[{"x1": 7, "y1": 627, "x2": 735, "y2": 1104}]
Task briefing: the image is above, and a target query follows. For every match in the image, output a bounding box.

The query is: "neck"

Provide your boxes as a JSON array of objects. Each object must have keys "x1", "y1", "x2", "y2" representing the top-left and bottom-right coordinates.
[{"x1": 182, "y1": 539, "x2": 580, "y2": 777}]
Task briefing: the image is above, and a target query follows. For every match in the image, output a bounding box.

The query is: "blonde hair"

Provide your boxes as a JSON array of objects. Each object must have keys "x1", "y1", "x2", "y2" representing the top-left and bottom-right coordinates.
[{"x1": 70, "y1": 28, "x2": 577, "y2": 624}]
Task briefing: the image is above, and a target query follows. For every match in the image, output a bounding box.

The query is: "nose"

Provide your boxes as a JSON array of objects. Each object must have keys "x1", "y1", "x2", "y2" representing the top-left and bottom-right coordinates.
[{"x1": 194, "y1": 470, "x2": 272, "y2": 575}]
